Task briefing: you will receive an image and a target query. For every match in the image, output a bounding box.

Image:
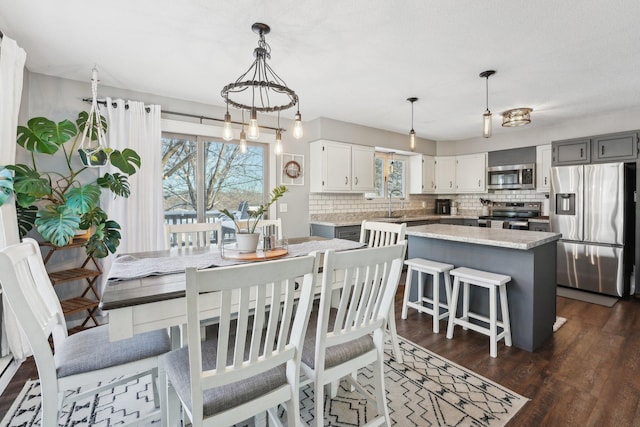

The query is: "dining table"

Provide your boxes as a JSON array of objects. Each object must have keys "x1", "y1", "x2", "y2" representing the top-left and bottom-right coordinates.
[{"x1": 99, "y1": 236, "x2": 365, "y2": 343}]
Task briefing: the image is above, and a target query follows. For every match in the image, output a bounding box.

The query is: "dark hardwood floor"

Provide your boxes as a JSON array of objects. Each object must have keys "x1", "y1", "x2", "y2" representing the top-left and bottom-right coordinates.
[{"x1": 3, "y1": 282, "x2": 640, "y2": 426}]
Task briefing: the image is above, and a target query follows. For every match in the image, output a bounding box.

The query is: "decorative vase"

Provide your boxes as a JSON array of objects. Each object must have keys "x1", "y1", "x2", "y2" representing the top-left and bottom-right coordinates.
[{"x1": 235, "y1": 232, "x2": 260, "y2": 253}]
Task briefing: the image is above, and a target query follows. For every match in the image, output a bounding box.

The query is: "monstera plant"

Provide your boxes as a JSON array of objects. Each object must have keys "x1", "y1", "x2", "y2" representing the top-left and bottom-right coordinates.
[{"x1": 1, "y1": 111, "x2": 141, "y2": 258}]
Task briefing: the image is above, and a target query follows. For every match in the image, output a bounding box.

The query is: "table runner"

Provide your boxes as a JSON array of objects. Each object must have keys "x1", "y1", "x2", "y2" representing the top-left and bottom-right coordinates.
[{"x1": 107, "y1": 238, "x2": 365, "y2": 282}]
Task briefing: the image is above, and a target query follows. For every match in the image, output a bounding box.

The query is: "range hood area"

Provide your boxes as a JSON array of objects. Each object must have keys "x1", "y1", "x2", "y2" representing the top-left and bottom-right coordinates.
[{"x1": 487, "y1": 147, "x2": 537, "y2": 190}]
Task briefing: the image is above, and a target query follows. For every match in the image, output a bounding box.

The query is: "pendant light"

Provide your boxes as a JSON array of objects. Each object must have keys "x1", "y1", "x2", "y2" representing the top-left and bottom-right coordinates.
[
  {"x1": 292, "y1": 102, "x2": 303, "y2": 139},
  {"x1": 275, "y1": 111, "x2": 283, "y2": 155},
  {"x1": 407, "y1": 97, "x2": 418, "y2": 151},
  {"x1": 221, "y1": 23, "x2": 302, "y2": 142},
  {"x1": 239, "y1": 109, "x2": 248, "y2": 154},
  {"x1": 222, "y1": 99, "x2": 234, "y2": 141},
  {"x1": 479, "y1": 70, "x2": 495, "y2": 138}
]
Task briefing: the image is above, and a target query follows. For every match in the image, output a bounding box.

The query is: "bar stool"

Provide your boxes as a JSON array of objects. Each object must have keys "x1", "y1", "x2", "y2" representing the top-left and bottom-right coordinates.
[
  {"x1": 402, "y1": 258, "x2": 454, "y2": 333},
  {"x1": 446, "y1": 267, "x2": 512, "y2": 358}
]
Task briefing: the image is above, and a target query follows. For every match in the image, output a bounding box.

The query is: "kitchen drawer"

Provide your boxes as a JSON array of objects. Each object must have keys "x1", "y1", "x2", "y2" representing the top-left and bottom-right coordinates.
[
  {"x1": 528, "y1": 222, "x2": 550, "y2": 232},
  {"x1": 310, "y1": 224, "x2": 361, "y2": 242}
]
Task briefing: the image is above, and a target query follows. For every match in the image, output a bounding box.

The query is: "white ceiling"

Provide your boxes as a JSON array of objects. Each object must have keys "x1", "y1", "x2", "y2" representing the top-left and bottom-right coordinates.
[{"x1": 1, "y1": 0, "x2": 639, "y2": 141}]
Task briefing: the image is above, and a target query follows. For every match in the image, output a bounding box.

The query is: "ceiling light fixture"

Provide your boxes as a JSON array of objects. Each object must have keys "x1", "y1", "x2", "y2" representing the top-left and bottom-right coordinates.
[
  {"x1": 479, "y1": 70, "x2": 496, "y2": 138},
  {"x1": 221, "y1": 23, "x2": 302, "y2": 141},
  {"x1": 407, "y1": 97, "x2": 418, "y2": 151},
  {"x1": 502, "y1": 107, "x2": 533, "y2": 127}
]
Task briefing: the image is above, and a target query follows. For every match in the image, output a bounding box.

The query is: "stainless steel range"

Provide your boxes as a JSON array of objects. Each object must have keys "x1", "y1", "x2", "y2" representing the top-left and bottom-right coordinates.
[{"x1": 478, "y1": 202, "x2": 541, "y2": 229}]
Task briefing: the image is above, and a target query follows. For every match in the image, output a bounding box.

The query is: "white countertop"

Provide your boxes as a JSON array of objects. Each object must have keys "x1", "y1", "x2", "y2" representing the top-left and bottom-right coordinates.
[{"x1": 406, "y1": 223, "x2": 561, "y2": 250}]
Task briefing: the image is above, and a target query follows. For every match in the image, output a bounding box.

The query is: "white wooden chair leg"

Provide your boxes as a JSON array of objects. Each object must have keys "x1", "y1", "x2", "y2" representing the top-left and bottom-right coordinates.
[
  {"x1": 462, "y1": 281, "x2": 470, "y2": 329},
  {"x1": 254, "y1": 411, "x2": 267, "y2": 427},
  {"x1": 387, "y1": 305, "x2": 403, "y2": 363},
  {"x1": 330, "y1": 379, "x2": 340, "y2": 397},
  {"x1": 401, "y1": 266, "x2": 413, "y2": 319},
  {"x1": 314, "y1": 382, "x2": 325, "y2": 427},
  {"x1": 373, "y1": 331, "x2": 392, "y2": 425}
]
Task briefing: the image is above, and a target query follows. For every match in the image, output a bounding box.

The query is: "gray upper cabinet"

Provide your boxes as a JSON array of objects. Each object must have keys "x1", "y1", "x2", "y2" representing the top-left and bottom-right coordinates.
[
  {"x1": 553, "y1": 131, "x2": 639, "y2": 166},
  {"x1": 591, "y1": 131, "x2": 639, "y2": 163},
  {"x1": 552, "y1": 138, "x2": 590, "y2": 166}
]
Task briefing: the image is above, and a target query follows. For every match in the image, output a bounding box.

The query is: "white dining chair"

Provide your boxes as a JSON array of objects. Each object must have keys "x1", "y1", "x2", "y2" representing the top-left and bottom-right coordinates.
[
  {"x1": 0, "y1": 238, "x2": 171, "y2": 426},
  {"x1": 165, "y1": 221, "x2": 223, "y2": 249},
  {"x1": 300, "y1": 242, "x2": 406, "y2": 427},
  {"x1": 360, "y1": 220, "x2": 406, "y2": 363},
  {"x1": 162, "y1": 252, "x2": 319, "y2": 426}
]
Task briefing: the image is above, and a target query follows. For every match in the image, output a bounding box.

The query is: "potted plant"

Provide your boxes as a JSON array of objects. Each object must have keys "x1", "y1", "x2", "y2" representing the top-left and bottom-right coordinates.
[
  {"x1": 0, "y1": 111, "x2": 141, "y2": 258},
  {"x1": 221, "y1": 185, "x2": 288, "y2": 252}
]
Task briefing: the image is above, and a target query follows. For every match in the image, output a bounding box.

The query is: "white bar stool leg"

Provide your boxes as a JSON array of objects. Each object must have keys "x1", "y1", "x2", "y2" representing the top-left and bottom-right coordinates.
[
  {"x1": 489, "y1": 285, "x2": 497, "y2": 358},
  {"x1": 446, "y1": 276, "x2": 460, "y2": 339},
  {"x1": 499, "y1": 284, "x2": 513, "y2": 347},
  {"x1": 462, "y1": 281, "x2": 470, "y2": 330},
  {"x1": 432, "y1": 272, "x2": 440, "y2": 333}
]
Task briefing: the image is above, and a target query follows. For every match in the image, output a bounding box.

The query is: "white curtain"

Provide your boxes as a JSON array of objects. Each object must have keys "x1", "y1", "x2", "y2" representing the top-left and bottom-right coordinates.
[
  {"x1": 100, "y1": 98, "x2": 165, "y2": 293},
  {"x1": 0, "y1": 35, "x2": 30, "y2": 359}
]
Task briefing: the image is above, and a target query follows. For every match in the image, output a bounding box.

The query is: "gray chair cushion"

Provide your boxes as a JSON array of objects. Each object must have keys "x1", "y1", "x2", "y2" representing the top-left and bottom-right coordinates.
[
  {"x1": 302, "y1": 307, "x2": 375, "y2": 370},
  {"x1": 54, "y1": 325, "x2": 171, "y2": 378},
  {"x1": 162, "y1": 338, "x2": 287, "y2": 417}
]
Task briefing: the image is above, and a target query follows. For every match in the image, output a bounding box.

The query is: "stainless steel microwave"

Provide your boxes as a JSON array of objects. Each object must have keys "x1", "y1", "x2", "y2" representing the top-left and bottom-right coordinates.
[{"x1": 487, "y1": 163, "x2": 535, "y2": 190}]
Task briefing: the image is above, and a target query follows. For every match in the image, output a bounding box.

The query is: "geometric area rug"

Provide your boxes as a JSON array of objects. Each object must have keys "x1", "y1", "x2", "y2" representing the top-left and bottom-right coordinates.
[{"x1": 1, "y1": 337, "x2": 528, "y2": 427}]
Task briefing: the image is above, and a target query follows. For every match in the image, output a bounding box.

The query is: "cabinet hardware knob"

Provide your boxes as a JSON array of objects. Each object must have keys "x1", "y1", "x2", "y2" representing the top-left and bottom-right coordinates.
[
  {"x1": 345, "y1": 177, "x2": 348, "y2": 185},
  {"x1": 544, "y1": 177, "x2": 547, "y2": 185},
  {"x1": 355, "y1": 177, "x2": 358, "y2": 185},
  {"x1": 580, "y1": 148, "x2": 584, "y2": 158},
  {"x1": 601, "y1": 146, "x2": 605, "y2": 155}
]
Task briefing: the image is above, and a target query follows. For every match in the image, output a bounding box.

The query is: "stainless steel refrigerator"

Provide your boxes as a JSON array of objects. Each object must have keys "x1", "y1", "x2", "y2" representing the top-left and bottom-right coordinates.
[{"x1": 550, "y1": 163, "x2": 625, "y2": 297}]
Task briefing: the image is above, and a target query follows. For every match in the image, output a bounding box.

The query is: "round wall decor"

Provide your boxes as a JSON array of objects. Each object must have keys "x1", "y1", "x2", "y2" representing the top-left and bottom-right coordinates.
[{"x1": 284, "y1": 160, "x2": 302, "y2": 178}]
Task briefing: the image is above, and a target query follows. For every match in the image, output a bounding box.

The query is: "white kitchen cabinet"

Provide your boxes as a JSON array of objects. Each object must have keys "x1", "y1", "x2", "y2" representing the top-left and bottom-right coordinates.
[
  {"x1": 351, "y1": 144, "x2": 375, "y2": 191},
  {"x1": 434, "y1": 156, "x2": 456, "y2": 194},
  {"x1": 409, "y1": 155, "x2": 436, "y2": 193},
  {"x1": 455, "y1": 153, "x2": 487, "y2": 193},
  {"x1": 536, "y1": 144, "x2": 552, "y2": 192},
  {"x1": 309, "y1": 140, "x2": 375, "y2": 193}
]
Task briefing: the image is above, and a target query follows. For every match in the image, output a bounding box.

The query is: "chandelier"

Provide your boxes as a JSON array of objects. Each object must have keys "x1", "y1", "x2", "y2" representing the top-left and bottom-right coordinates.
[{"x1": 221, "y1": 23, "x2": 302, "y2": 142}]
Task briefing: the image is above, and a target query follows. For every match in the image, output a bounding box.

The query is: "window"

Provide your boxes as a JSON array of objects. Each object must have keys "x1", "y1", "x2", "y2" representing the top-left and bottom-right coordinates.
[
  {"x1": 162, "y1": 132, "x2": 267, "y2": 224},
  {"x1": 366, "y1": 153, "x2": 407, "y2": 199}
]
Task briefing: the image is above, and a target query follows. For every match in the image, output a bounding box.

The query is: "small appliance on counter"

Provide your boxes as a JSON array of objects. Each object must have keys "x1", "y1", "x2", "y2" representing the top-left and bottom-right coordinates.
[{"x1": 435, "y1": 199, "x2": 451, "y2": 215}]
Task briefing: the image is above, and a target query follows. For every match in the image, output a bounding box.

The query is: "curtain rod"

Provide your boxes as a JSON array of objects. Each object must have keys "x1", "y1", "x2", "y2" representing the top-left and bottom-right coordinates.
[
  {"x1": 83, "y1": 98, "x2": 282, "y2": 132},
  {"x1": 162, "y1": 109, "x2": 282, "y2": 132},
  {"x1": 83, "y1": 97, "x2": 151, "y2": 113}
]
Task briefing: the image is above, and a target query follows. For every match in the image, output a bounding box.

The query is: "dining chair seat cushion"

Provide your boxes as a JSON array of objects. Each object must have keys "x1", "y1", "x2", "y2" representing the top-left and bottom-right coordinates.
[
  {"x1": 163, "y1": 338, "x2": 288, "y2": 417},
  {"x1": 54, "y1": 325, "x2": 171, "y2": 378},
  {"x1": 302, "y1": 307, "x2": 375, "y2": 370}
]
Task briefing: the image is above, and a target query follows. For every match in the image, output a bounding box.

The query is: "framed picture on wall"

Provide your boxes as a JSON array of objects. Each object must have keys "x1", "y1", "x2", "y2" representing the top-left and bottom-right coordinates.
[{"x1": 282, "y1": 153, "x2": 304, "y2": 186}]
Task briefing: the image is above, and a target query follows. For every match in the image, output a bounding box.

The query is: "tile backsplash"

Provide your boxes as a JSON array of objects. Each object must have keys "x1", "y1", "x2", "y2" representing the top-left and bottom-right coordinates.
[{"x1": 309, "y1": 190, "x2": 549, "y2": 221}]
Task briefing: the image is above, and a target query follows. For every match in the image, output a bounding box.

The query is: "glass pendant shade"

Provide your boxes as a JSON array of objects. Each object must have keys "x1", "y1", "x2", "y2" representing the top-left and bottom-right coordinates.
[
  {"x1": 409, "y1": 129, "x2": 416, "y2": 151},
  {"x1": 483, "y1": 110, "x2": 492, "y2": 138},
  {"x1": 275, "y1": 129, "x2": 283, "y2": 155},
  {"x1": 239, "y1": 129, "x2": 248, "y2": 153},
  {"x1": 248, "y1": 108, "x2": 259, "y2": 140},
  {"x1": 293, "y1": 111, "x2": 303, "y2": 139},
  {"x1": 222, "y1": 112, "x2": 234, "y2": 141}
]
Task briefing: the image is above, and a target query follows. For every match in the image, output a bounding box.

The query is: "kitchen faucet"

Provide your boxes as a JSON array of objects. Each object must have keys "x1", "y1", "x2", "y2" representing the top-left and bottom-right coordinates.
[{"x1": 388, "y1": 187, "x2": 403, "y2": 218}]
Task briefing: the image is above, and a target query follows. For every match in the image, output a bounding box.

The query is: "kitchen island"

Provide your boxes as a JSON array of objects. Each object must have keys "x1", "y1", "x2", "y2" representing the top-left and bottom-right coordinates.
[{"x1": 406, "y1": 224, "x2": 562, "y2": 352}]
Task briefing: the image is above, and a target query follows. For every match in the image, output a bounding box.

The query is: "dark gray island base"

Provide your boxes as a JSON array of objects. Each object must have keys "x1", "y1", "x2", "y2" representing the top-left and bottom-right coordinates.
[{"x1": 406, "y1": 224, "x2": 562, "y2": 352}]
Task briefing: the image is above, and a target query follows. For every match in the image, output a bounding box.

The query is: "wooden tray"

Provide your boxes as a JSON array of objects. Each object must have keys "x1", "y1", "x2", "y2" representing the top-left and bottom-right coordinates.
[{"x1": 221, "y1": 245, "x2": 288, "y2": 261}]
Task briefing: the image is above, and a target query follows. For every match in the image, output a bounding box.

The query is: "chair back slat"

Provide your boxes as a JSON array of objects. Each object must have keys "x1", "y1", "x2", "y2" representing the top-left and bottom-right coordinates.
[
  {"x1": 166, "y1": 222, "x2": 222, "y2": 249},
  {"x1": 360, "y1": 220, "x2": 407, "y2": 248},
  {"x1": 0, "y1": 239, "x2": 69, "y2": 381},
  {"x1": 186, "y1": 254, "x2": 318, "y2": 394},
  {"x1": 319, "y1": 243, "x2": 406, "y2": 352}
]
